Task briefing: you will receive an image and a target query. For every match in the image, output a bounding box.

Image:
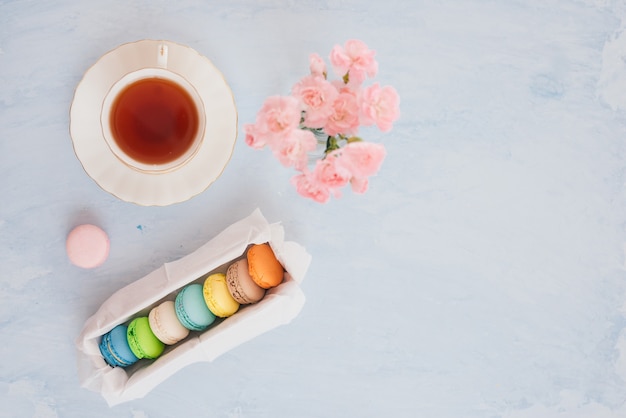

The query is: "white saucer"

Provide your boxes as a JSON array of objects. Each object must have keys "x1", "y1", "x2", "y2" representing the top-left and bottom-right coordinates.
[{"x1": 70, "y1": 40, "x2": 237, "y2": 206}]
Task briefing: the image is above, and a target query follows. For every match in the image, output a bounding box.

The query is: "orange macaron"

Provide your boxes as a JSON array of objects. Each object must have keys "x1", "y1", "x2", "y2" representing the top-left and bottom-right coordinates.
[{"x1": 246, "y1": 243, "x2": 284, "y2": 289}]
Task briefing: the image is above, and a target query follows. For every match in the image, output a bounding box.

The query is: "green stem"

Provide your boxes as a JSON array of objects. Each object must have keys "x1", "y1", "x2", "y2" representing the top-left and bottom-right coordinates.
[{"x1": 325, "y1": 135, "x2": 340, "y2": 155}]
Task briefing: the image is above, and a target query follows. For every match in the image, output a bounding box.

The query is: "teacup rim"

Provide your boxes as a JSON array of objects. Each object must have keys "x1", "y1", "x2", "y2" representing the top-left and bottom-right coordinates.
[{"x1": 99, "y1": 67, "x2": 208, "y2": 175}]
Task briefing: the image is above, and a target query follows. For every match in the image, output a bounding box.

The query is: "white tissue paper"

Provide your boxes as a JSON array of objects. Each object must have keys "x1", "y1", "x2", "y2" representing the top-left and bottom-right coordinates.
[{"x1": 75, "y1": 208, "x2": 311, "y2": 406}]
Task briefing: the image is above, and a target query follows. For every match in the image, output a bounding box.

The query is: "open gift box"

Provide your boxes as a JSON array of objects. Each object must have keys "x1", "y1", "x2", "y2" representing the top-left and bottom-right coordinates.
[{"x1": 75, "y1": 209, "x2": 311, "y2": 406}]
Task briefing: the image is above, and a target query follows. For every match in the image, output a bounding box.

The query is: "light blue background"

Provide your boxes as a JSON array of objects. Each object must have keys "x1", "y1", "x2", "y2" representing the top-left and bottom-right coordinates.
[{"x1": 2, "y1": 0, "x2": 626, "y2": 417}]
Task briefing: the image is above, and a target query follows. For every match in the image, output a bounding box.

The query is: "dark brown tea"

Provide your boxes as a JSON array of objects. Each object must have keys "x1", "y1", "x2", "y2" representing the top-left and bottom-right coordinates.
[{"x1": 110, "y1": 77, "x2": 199, "y2": 166}]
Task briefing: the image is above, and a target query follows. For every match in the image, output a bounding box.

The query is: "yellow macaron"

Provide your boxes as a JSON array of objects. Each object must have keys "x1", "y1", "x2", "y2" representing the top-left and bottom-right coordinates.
[{"x1": 203, "y1": 273, "x2": 240, "y2": 318}]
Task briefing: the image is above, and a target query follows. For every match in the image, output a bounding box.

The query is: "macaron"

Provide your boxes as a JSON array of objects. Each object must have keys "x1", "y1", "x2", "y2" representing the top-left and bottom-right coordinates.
[
  {"x1": 225, "y1": 259, "x2": 265, "y2": 304},
  {"x1": 246, "y1": 243, "x2": 284, "y2": 289},
  {"x1": 99, "y1": 324, "x2": 139, "y2": 368},
  {"x1": 126, "y1": 317, "x2": 165, "y2": 360},
  {"x1": 66, "y1": 224, "x2": 110, "y2": 268},
  {"x1": 203, "y1": 273, "x2": 240, "y2": 318},
  {"x1": 149, "y1": 300, "x2": 190, "y2": 345},
  {"x1": 175, "y1": 284, "x2": 216, "y2": 331}
]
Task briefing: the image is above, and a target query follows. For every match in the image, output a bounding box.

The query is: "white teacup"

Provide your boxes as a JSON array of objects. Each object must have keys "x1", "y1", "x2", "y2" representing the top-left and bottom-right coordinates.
[{"x1": 100, "y1": 44, "x2": 206, "y2": 173}]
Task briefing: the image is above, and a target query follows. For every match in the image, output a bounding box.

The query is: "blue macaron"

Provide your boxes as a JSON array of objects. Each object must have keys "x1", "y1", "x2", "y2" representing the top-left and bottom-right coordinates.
[
  {"x1": 175, "y1": 283, "x2": 216, "y2": 331},
  {"x1": 99, "y1": 324, "x2": 139, "y2": 368}
]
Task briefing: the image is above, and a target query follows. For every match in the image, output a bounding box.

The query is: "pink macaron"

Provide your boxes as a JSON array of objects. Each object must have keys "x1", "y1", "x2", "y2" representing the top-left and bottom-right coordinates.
[{"x1": 66, "y1": 224, "x2": 110, "y2": 268}]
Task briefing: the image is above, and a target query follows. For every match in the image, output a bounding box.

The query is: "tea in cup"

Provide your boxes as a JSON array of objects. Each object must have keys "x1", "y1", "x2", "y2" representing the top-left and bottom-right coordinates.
[{"x1": 100, "y1": 45, "x2": 206, "y2": 173}]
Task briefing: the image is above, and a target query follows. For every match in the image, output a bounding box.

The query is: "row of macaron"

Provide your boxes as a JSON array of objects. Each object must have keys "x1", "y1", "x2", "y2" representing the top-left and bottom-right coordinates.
[{"x1": 99, "y1": 243, "x2": 285, "y2": 368}]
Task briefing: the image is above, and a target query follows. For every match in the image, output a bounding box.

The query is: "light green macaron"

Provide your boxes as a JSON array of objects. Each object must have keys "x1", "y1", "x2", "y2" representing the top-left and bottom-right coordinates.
[{"x1": 127, "y1": 316, "x2": 165, "y2": 360}]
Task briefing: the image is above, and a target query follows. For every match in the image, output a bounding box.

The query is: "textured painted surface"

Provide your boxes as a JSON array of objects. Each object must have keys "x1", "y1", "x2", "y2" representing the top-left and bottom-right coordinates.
[{"x1": 2, "y1": 0, "x2": 626, "y2": 417}]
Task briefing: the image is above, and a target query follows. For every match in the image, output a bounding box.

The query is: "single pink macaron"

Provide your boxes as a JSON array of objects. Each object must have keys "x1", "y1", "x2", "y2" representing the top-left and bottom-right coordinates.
[{"x1": 66, "y1": 224, "x2": 110, "y2": 268}]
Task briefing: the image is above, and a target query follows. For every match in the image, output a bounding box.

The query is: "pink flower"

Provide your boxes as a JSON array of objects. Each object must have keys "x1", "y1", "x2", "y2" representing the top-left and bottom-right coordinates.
[
  {"x1": 359, "y1": 83, "x2": 400, "y2": 132},
  {"x1": 324, "y1": 89, "x2": 360, "y2": 137},
  {"x1": 330, "y1": 39, "x2": 378, "y2": 85},
  {"x1": 271, "y1": 129, "x2": 317, "y2": 170},
  {"x1": 254, "y1": 95, "x2": 302, "y2": 144},
  {"x1": 309, "y1": 53, "x2": 326, "y2": 77},
  {"x1": 339, "y1": 141, "x2": 386, "y2": 178},
  {"x1": 292, "y1": 75, "x2": 338, "y2": 128},
  {"x1": 244, "y1": 123, "x2": 266, "y2": 149},
  {"x1": 291, "y1": 170, "x2": 330, "y2": 203},
  {"x1": 313, "y1": 153, "x2": 352, "y2": 190},
  {"x1": 246, "y1": 41, "x2": 395, "y2": 201},
  {"x1": 350, "y1": 177, "x2": 369, "y2": 194}
]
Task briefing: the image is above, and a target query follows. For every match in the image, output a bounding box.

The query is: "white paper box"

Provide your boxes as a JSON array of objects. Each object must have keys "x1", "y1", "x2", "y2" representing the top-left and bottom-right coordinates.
[{"x1": 75, "y1": 209, "x2": 311, "y2": 406}]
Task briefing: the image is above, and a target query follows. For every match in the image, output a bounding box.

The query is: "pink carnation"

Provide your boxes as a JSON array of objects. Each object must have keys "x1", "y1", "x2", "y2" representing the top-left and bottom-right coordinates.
[
  {"x1": 291, "y1": 170, "x2": 330, "y2": 203},
  {"x1": 330, "y1": 39, "x2": 378, "y2": 85},
  {"x1": 255, "y1": 95, "x2": 302, "y2": 145},
  {"x1": 292, "y1": 75, "x2": 338, "y2": 128},
  {"x1": 271, "y1": 129, "x2": 317, "y2": 170},
  {"x1": 324, "y1": 89, "x2": 360, "y2": 137},
  {"x1": 313, "y1": 153, "x2": 352, "y2": 190},
  {"x1": 247, "y1": 41, "x2": 395, "y2": 201},
  {"x1": 244, "y1": 123, "x2": 266, "y2": 149},
  {"x1": 339, "y1": 141, "x2": 386, "y2": 179},
  {"x1": 350, "y1": 177, "x2": 369, "y2": 194},
  {"x1": 309, "y1": 53, "x2": 327, "y2": 77},
  {"x1": 359, "y1": 83, "x2": 400, "y2": 132}
]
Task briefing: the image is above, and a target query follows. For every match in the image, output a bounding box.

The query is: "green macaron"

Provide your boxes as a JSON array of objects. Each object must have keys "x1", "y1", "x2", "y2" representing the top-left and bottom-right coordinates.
[{"x1": 127, "y1": 316, "x2": 165, "y2": 360}]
